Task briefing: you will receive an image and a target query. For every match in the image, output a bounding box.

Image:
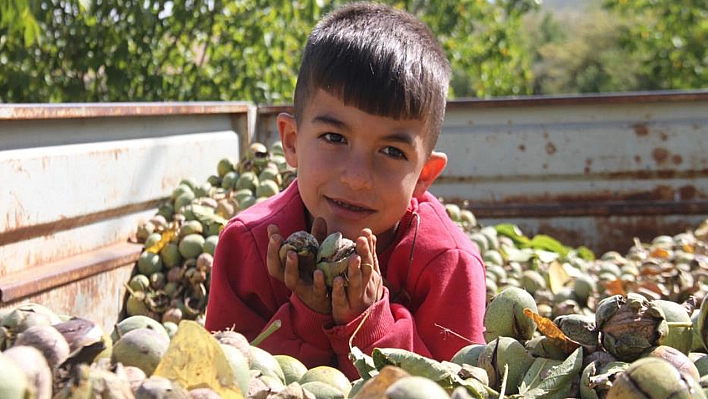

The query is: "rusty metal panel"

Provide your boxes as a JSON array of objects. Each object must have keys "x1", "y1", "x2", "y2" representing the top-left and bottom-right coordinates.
[
  {"x1": 1, "y1": 108, "x2": 247, "y2": 276},
  {"x1": 435, "y1": 99, "x2": 708, "y2": 202},
  {"x1": 435, "y1": 97, "x2": 708, "y2": 251}
]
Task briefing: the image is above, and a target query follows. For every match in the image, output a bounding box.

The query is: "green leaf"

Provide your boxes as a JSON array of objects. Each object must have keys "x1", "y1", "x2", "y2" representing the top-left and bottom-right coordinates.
[
  {"x1": 529, "y1": 235, "x2": 570, "y2": 258},
  {"x1": 348, "y1": 346, "x2": 378, "y2": 380},
  {"x1": 372, "y1": 348, "x2": 456, "y2": 387},
  {"x1": 575, "y1": 246, "x2": 596, "y2": 261},
  {"x1": 503, "y1": 246, "x2": 535, "y2": 263},
  {"x1": 192, "y1": 205, "x2": 228, "y2": 227},
  {"x1": 495, "y1": 223, "x2": 531, "y2": 247},
  {"x1": 516, "y1": 347, "x2": 583, "y2": 399}
]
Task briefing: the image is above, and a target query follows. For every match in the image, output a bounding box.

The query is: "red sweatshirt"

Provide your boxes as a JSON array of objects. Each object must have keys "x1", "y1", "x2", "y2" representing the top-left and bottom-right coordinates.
[{"x1": 205, "y1": 180, "x2": 486, "y2": 380}]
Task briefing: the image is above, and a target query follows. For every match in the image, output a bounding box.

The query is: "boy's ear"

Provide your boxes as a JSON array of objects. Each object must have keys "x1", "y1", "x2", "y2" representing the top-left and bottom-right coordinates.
[
  {"x1": 277, "y1": 112, "x2": 298, "y2": 168},
  {"x1": 413, "y1": 151, "x2": 447, "y2": 198}
]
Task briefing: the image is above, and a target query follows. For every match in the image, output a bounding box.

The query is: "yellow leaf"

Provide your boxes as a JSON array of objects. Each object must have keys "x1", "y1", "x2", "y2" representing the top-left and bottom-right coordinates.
[
  {"x1": 601, "y1": 279, "x2": 626, "y2": 296},
  {"x1": 523, "y1": 308, "x2": 580, "y2": 353},
  {"x1": 649, "y1": 248, "x2": 671, "y2": 259},
  {"x1": 353, "y1": 366, "x2": 410, "y2": 399},
  {"x1": 153, "y1": 320, "x2": 244, "y2": 398},
  {"x1": 146, "y1": 225, "x2": 177, "y2": 254},
  {"x1": 547, "y1": 261, "x2": 569, "y2": 294}
]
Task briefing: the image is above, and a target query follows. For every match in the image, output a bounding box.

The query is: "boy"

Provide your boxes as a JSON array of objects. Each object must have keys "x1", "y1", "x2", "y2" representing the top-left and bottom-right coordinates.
[{"x1": 205, "y1": 2, "x2": 486, "y2": 379}]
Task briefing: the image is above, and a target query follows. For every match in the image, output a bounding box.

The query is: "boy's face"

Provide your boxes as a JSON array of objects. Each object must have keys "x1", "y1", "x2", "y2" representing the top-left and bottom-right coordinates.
[{"x1": 278, "y1": 89, "x2": 446, "y2": 248}]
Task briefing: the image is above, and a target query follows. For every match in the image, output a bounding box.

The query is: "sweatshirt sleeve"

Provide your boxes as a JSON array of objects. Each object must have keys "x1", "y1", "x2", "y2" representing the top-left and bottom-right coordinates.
[
  {"x1": 322, "y1": 249, "x2": 486, "y2": 380},
  {"x1": 204, "y1": 219, "x2": 336, "y2": 368}
]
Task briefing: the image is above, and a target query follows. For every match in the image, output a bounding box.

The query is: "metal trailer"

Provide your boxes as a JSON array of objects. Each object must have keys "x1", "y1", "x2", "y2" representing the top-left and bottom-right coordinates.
[{"x1": 1, "y1": 90, "x2": 707, "y2": 330}]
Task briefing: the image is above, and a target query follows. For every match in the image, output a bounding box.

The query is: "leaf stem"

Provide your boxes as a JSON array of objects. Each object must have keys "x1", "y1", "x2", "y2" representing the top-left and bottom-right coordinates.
[{"x1": 251, "y1": 319, "x2": 281, "y2": 347}]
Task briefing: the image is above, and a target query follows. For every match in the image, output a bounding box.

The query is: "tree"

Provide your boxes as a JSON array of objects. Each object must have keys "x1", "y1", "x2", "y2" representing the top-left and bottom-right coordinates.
[
  {"x1": 0, "y1": 0, "x2": 539, "y2": 103},
  {"x1": 0, "y1": 0, "x2": 40, "y2": 45},
  {"x1": 527, "y1": 10, "x2": 643, "y2": 94},
  {"x1": 603, "y1": 0, "x2": 708, "y2": 91}
]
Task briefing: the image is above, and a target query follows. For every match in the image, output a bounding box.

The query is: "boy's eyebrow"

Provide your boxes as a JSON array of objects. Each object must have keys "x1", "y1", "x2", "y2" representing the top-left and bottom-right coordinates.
[
  {"x1": 311, "y1": 114, "x2": 348, "y2": 130},
  {"x1": 383, "y1": 132, "x2": 415, "y2": 146}
]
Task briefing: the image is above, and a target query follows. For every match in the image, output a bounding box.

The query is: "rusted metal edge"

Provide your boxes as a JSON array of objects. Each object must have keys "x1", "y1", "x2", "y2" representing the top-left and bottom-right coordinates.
[
  {"x1": 257, "y1": 104, "x2": 294, "y2": 114},
  {"x1": 0, "y1": 102, "x2": 252, "y2": 121},
  {"x1": 0, "y1": 198, "x2": 166, "y2": 246},
  {"x1": 437, "y1": 169, "x2": 708, "y2": 184},
  {"x1": 466, "y1": 200, "x2": 708, "y2": 219},
  {"x1": 446, "y1": 89, "x2": 708, "y2": 109},
  {"x1": 255, "y1": 90, "x2": 708, "y2": 113},
  {"x1": 0, "y1": 241, "x2": 142, "y2": 303}
]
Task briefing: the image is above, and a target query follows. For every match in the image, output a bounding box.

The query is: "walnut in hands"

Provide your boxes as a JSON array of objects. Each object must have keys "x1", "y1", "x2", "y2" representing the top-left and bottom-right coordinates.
[{"x1": 279, "y1": 231, "x2": 355, "y2": 287}]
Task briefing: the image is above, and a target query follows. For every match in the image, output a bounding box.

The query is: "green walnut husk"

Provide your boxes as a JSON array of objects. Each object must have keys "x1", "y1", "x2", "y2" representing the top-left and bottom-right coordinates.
[
  {"x1": 0, "y1": 351, "x2": 31, "y2": 399},
  {"x1": 645, "y1": 345, "x2": 700, "y2": 383},
  {"x1": 693, "y1": 294, "x2": 708, "y2": 353},
  {"x1": 384, "y1": 376, "x2": 450, "y2": 399},
  {"x1": 580, "y1": 360, "x2": 629, "y2": 399},
  {"x1": 478, "y1": 336, "x2": 534, "y2": 394},
  {"x1": 525, "y1": 335, "x2": 568, "y2": 360},
  {"x1": 652, "y1": 299, "x2": 693, "y2": 355},
  {"x1": 554, "y1": 313, "x2": 599, "y2": 353},
  {"x1": 595, "y1": 293, "x2": 668, "y2": 362},
  {"x1": 279, "y1": 230, "x2": 319, "y2": 283},
  {"x1": 606, "y1": 357, "x2": 706, "y2": 399},
  {"x1": 316, "y1": 232, "x2": 356, "y2": 288},
  {"x1": 483, "y1": 286, "x2": 538, "y2": 342}
]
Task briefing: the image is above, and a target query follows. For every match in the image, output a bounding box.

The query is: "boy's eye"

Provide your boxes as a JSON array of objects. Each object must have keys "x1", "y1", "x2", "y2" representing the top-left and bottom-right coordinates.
[
  {"x1": 321, "y1": 132, "x2": 346, "y2": 144},
  {"x1": 382, "y1": 146, "x2": 406, "y2": 159}
]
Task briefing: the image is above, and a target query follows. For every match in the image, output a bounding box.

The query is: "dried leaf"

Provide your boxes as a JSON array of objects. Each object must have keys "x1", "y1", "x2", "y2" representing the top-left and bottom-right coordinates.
[
  {"x1": 650, "y1": 248, "x2": 671, "y2": 259},
  {"x1": 547, "y1": 261, "x2": 570, "y2": 294},
  {"x1": 146, "y1": 225, "x2": 177, "y2": 254},
  {"x1": 523, "y1": 308, "x2": 580, "y2": 353},
  {"x1": 353, "y1": 366, "x2": 410, "y2": 399},
  {"x1": 153, "y1": 320, "x2": 244, "y2": 398},
  {"x1": 601, "y1": 279, "x2": 626, "y2": 296}
]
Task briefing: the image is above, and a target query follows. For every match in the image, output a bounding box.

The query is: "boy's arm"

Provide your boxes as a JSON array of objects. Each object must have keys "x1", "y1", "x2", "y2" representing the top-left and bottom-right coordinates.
[
  {"x1": 322, "y1": 249, "x2": 486, "y2": 379},
  {"x1": 205, "y1": 220, "x2": 335, "y2": 367}
]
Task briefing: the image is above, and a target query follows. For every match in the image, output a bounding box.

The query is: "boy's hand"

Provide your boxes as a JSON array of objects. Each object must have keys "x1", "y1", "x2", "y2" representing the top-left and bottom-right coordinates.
[
  {"x1": 331, "y1": 229, "x2": 383, "y2": 325},
  {"x1": 266, "y1": 217, "x2": 331, "y2": 314}
]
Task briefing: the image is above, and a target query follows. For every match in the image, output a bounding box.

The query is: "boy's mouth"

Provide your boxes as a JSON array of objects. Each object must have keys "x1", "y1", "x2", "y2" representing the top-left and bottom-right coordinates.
[{"x1": 326, "y1": 196, "x2": 374, "y2": 213}]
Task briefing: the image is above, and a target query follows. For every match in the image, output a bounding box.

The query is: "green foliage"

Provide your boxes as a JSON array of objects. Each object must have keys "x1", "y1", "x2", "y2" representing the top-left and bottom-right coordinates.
[
  {"x1": 524, "y1": 0, "x2": 707, "y2": 94},
  {"x1": 0, "y1": 0, "x2": 40, "y2": 45},
  {"x1": 528, "y1": 10, "x2": 643, "y2": 94},
  {"x1": 603, "y1": 0, "x2": 708, "y2": 90},
  {"x1": 0, "y1": 0, "x2": 539, "y2": 103},
  {"x1": 401, "y1": 0, "x2": 540, "y2": 97}
]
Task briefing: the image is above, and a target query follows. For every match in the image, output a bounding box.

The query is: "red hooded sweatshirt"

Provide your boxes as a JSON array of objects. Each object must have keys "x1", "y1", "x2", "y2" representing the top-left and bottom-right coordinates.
[{"x1": 205, "y1": 180, "x2": 486, "y2": 380}]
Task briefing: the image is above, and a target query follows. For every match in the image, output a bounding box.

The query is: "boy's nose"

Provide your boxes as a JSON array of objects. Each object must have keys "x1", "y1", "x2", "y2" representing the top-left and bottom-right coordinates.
[{"x1": 340, "y1": 154, "x2": 374, "y2": 191}]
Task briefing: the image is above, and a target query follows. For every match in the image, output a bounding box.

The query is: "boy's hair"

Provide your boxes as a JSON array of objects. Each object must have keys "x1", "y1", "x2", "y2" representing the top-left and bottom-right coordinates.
[{"x1": 294, "y1": 2, "x2": 451, "y2": 152}]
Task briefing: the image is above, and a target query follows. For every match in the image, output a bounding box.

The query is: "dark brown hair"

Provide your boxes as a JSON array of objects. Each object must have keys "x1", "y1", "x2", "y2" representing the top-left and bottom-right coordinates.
[{"x1": 293, "y1": 2, "x2": 451, "y2": 151}]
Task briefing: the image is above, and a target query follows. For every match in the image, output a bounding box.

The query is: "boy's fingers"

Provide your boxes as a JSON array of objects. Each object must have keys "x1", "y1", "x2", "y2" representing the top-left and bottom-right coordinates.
[
  {"x1": 311, "y1": 217, "x2": 328, "y2": 243},
  {"x1": 283, "y1": 251, "x2": 300, "y2": 289},
  {"x1": 312, "y1": 270, "x2": 329, "y2": 301},
  {"x1": 267, "y1": 224, "x2": 280, "y2": 237},
  {"x1": 370, "y1": 233, "x2": 381, "y2": 274},
  {"x1": 347, "y1": 254, "x2": 363, "y2": 292},
  {"x1": 331, "y1": 277, "x2": 349, "y2": 309},
  {"x1": 266, "y1": 233, "x2": 285, "y2": 281}
]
